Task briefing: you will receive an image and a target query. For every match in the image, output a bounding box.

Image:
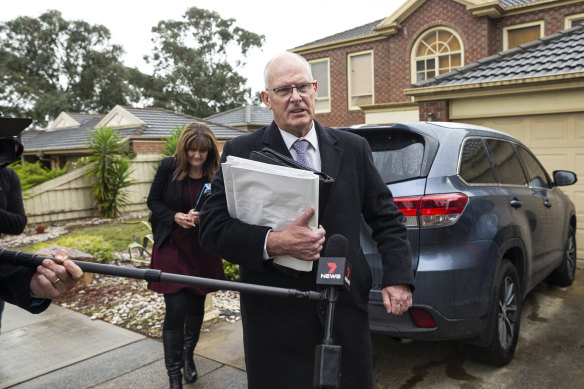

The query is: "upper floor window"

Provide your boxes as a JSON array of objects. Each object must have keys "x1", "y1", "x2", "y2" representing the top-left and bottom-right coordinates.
[
  {"x1": 412, "y1": 27, "x2": 463, "y2": 83},
  {"x1": 565, "y1": 13, "x2": 584, "y2": 29},
  {"x1": 503, "y1": 21, "x2": 544, "y2": 50},
  {"x1": 309, "y1": 58, "x2": 331, "y2": 113},
  {"x1": 347, "y1": 51, "x2": 374, "y2": 110}
]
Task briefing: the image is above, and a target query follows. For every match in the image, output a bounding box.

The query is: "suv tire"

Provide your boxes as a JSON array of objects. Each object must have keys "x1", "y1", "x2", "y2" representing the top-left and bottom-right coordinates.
[
  {"x1": 469, "y1": 259, "x2": 521, "y2": 366},
  {"x1": 546, "y1": 225, "x2": 576, "y2": 287}
]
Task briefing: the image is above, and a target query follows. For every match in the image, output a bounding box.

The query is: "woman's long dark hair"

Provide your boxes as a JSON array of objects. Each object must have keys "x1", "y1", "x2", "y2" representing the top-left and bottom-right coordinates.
[{"x1": 172, "y1": 122, "x2": 220, "y2": 182}]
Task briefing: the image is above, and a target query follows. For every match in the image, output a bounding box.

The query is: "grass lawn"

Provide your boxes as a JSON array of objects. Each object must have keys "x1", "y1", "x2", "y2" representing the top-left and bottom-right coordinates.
[{"x1": 18, "y1": 217, "x2": 151, "y2": 254}]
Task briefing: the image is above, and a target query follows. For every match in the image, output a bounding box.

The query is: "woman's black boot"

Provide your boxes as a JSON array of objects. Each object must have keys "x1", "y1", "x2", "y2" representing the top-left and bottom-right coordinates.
[
  {"x1": 183, "y1": 314, "x2": 204, "y2": 383},
  {"x1": 163, "y1": 329, "x2": 184, "y2": 389}
]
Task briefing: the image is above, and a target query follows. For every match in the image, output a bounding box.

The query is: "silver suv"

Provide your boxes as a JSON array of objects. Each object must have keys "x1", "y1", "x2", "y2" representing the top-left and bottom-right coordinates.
[{"x1": 344, "y1": 121, "x2": 577, "y2": 366}]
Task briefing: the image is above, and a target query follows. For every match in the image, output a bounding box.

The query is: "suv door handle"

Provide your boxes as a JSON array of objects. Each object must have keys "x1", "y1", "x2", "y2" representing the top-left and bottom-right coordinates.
[
  {"x1": 544, "y1": 199, "x2": 552, "y2": 208},
  {"x1": 510, "y1": 198, "x2": 522, "y2": 209}
]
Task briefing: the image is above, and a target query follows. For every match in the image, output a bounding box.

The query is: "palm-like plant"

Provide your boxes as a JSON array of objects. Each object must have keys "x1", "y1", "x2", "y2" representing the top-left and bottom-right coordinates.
[
  {"x1": 86, "y1": 127, "x2": 135, "y2": 218},
  {"x1": 160, "y1": 125, "x2": 184, "y2": 158}
]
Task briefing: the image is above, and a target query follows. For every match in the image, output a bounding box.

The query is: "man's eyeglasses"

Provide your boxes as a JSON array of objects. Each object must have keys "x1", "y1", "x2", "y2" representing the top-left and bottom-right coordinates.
[{"x1": 268, "y1": 82, "x2": 315, "y2": 97}]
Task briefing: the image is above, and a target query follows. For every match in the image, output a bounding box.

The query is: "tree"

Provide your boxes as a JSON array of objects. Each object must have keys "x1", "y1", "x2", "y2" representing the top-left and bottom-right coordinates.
[
  {"x1": 0, "y1": 10, "x2": 144, "y2": 126},
  {"x1": 86, "y1": 127, "x2": 134, "y2": 218},
  {"x1": 145, "y1": 7, "x2": 265, "y2": 118}
]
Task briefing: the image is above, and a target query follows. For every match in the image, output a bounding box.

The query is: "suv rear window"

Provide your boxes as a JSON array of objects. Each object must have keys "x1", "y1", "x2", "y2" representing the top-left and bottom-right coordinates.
[{"x1": 363, "y1": 130, "x2": 426, "y2": 183}]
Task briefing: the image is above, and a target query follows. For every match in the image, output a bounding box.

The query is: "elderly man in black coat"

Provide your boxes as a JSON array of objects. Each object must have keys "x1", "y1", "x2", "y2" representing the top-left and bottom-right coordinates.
[{"x1": 200, "y1": 52, "x2": 414, "y2": 389}]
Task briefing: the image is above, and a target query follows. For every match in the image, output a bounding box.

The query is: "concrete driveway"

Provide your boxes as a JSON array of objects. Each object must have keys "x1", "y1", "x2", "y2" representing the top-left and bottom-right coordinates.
[{"x1": 372, "y1": 264, "x2": 584, "y2": 389}]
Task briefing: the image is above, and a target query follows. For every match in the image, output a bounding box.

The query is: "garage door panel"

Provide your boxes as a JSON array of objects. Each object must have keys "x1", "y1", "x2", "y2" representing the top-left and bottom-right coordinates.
[
  {"x1": 532, "y1": 118, "x2": 571, "y2": 145},
  {"x1": 536, "y1": 153, "x2": 569, "y2": 174},
  {"x1": 576, "y1": 116, "x2": 584, "y2": 141},
  {"x1": 575, "y1": 154, "x2": 584, "y2": 177}
]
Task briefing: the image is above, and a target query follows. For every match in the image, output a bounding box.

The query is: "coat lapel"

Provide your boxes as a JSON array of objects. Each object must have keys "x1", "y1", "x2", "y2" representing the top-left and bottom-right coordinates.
[
  {"x1": 261, "y1": 122, "x2": 291, "y2": 157},
  {"x1": 314, "y1": 121, "x2": 343, "y2": 181}
]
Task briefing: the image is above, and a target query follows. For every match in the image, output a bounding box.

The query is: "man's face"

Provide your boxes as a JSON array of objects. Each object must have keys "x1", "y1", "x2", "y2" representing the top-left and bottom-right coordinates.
[{"x1": 261, "y1": 56, "x2": 318, "y2": 138}]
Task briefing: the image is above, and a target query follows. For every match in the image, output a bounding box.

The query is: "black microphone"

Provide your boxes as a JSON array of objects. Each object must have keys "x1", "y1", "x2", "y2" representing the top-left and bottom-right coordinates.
[
  {"x1": 0, "y1": 248, "x2": 326, "y2": 301},
  {"x1": 313, "y1": 234, "x2": 350, "y2": 389}
]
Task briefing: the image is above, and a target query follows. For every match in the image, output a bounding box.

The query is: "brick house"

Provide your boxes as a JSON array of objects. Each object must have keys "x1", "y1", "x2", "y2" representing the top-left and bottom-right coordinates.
[
  {"x1": 291, "y1": 0, "x2": 584, "y2": 256},
  {"x1": 291, "y1": 0, "x2": 584, "y2": 126}
]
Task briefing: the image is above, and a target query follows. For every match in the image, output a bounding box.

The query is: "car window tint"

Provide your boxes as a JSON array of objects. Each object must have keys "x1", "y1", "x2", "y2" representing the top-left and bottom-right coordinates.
[
  {"x1": 459, "y1": 138, "x2": 496, "y2": 184},
  {"x1": 366, "y1": 131, "x2": 425, "y2": 183},
  {"x1": 486, "y1": 139, "x2": 527, "y2": 186},
  {"x1": 516, "y1": 146, "x2": 551, "y2": 188}
]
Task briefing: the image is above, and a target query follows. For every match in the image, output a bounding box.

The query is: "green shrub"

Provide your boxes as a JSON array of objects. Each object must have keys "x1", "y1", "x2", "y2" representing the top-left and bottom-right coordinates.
[
  {"x1": 222, "y1": 260, "x2": 239, "y2": 281},
  {"x1": 11, "y1": 161, "x2": 68, "y2": 191},
  {"x1": 86, "y1": 127, "x2": 135, "y2": 218},
  {"x1": 161, "y1": 125, "x2": 184, "y2": 158},
  {"x1": 34, "y1": 235, "x2": 116, "y2": 263},
  {"x1": 127, "y1": 221, "x2": 154, "y2": 263}
]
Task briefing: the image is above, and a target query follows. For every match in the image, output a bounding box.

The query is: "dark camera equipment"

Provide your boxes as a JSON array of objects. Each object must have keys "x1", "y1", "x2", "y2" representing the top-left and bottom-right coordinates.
[{"x1": 0, "y1": 113, "x2": 30, "y2": 165}]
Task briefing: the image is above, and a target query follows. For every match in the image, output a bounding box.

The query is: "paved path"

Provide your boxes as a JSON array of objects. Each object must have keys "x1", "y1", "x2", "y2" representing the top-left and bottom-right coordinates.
[{"x1": 0, "y1": 304, "x2": 247, "y2": 389}]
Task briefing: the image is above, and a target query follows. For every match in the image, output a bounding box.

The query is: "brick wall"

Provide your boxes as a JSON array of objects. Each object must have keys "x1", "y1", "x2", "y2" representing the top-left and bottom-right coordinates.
[
  {"x1": 132, "y1": 140, "x2": 163, "y2": 154},
  {"x1": 419, "y1": 100, "x2": 449, "y2": 122},
  {"x1": 300, "y1": 0, "x2": 584, "y2": 127},
  {"x1": 304, "y1": 40, "x2": 392, "y2": 127}
]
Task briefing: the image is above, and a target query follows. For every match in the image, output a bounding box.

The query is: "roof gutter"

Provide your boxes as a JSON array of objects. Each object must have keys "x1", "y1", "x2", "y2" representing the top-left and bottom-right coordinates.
[{"x1": 405, "y1": 72, "x2": 584, "y2": 101}]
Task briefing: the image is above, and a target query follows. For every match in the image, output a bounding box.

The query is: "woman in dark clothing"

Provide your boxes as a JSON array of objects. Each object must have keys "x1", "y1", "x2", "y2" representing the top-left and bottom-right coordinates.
[{"x1": 147, "y1": 122, "x2": 225, "y2": 389}]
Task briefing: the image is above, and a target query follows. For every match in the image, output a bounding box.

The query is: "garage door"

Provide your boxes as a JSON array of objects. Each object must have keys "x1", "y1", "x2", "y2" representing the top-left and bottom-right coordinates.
[{"x1": 461, "y1": 113, "x2": 584, "y2": 260}]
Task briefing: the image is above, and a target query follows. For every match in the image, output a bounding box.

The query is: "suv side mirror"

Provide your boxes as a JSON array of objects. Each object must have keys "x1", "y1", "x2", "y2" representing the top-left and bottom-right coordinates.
[{"x1": 553, "y1": 170, "x2": 577, "y2": 186}]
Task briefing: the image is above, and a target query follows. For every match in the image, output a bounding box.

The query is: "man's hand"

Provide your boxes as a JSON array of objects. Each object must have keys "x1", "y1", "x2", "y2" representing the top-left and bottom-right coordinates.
[
  {"x1": 266, "y1": 207, "x2": 326, "y2": 261},
  {"x1": 381, "y1": 284, "x2": 412, "y2": 315},
  {"x1": 30, "y1": 249, "x2": 84, "y2": 299}
]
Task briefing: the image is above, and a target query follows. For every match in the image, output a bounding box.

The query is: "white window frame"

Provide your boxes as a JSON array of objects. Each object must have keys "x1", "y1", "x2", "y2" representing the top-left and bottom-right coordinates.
[
  {"x1": 503, "y1": 20, "x2": 544, "y2": 50},
  {"x1": 347, "y1": 50, "x2": 374, "y2": 111},
  {"x1": 309, "y1": 58, "x2": 331, "y2": 113},
  {"x1": 410, "y1": 26, "x2": 464, "y2": 84},
  {"x1": 565, "y1": 13, "x2": 584, "y2": 29}
]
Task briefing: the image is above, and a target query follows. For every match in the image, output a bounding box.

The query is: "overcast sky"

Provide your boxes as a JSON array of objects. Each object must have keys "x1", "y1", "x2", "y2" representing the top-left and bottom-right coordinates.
[{"x1": 2, "y1": 0, "x2": 403, "y2": 96}]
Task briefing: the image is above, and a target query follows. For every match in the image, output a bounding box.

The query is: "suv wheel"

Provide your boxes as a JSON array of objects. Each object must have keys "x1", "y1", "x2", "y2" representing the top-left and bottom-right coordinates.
[
  {"x1": 546, "y1": 225, "x2": 576, "y2": 287},
  {"x1": 469, "y1": 259, "x2": 521, "y2": 366}
]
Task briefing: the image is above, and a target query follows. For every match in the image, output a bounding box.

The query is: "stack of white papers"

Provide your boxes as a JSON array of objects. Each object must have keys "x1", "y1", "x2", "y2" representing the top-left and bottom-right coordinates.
[{"x1": 222, "y1": 155, "x2": 319, "y2": 271}]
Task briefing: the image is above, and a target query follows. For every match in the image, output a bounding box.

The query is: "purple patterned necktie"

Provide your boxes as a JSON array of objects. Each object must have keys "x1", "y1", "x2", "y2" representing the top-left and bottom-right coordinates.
[{"x1": 292, "y1": 139, "x2": 311, "y2": 168}]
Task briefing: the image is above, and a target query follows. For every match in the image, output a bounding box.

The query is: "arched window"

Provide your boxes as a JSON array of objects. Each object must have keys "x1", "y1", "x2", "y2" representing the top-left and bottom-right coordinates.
[{"x1": 412, "y1": 27, "x2": 463, "y2": 83}]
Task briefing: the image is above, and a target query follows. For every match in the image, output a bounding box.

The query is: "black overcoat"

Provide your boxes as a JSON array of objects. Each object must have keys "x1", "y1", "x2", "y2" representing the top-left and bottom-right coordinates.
[
  {"x1": 0, "y1": 266, "x2": 51, "y2": 313},
  {"x1": 147, "y1": 157, "x2": 183, "y2": 248},
  {"x1": 0, "y1": 167, "x2": 49, "y2": 313},
  {"x1": 199, "y1": 121, "x2": 413, "y2": 389}
]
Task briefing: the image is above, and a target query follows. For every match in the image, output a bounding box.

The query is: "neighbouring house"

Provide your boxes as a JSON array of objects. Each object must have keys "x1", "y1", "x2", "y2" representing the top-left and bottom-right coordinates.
[
  {"x1": 290, "y1": 0, "x2": 584, "y2": 256},
  {"x1": 20, "y1": 105, "x2": 248, "y2": 224},
  {"x1": 22, "y1": 105, "x2": 248, "y2": 169},
  {"x1": 204, "y1": 104, "x2": 273, "y2": 132}
]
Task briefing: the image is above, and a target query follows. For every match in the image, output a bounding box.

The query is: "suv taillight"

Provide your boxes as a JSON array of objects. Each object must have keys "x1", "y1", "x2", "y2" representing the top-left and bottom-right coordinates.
[{"x1": 394, "y1": 193, "x2": 468, "y2": 227}]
